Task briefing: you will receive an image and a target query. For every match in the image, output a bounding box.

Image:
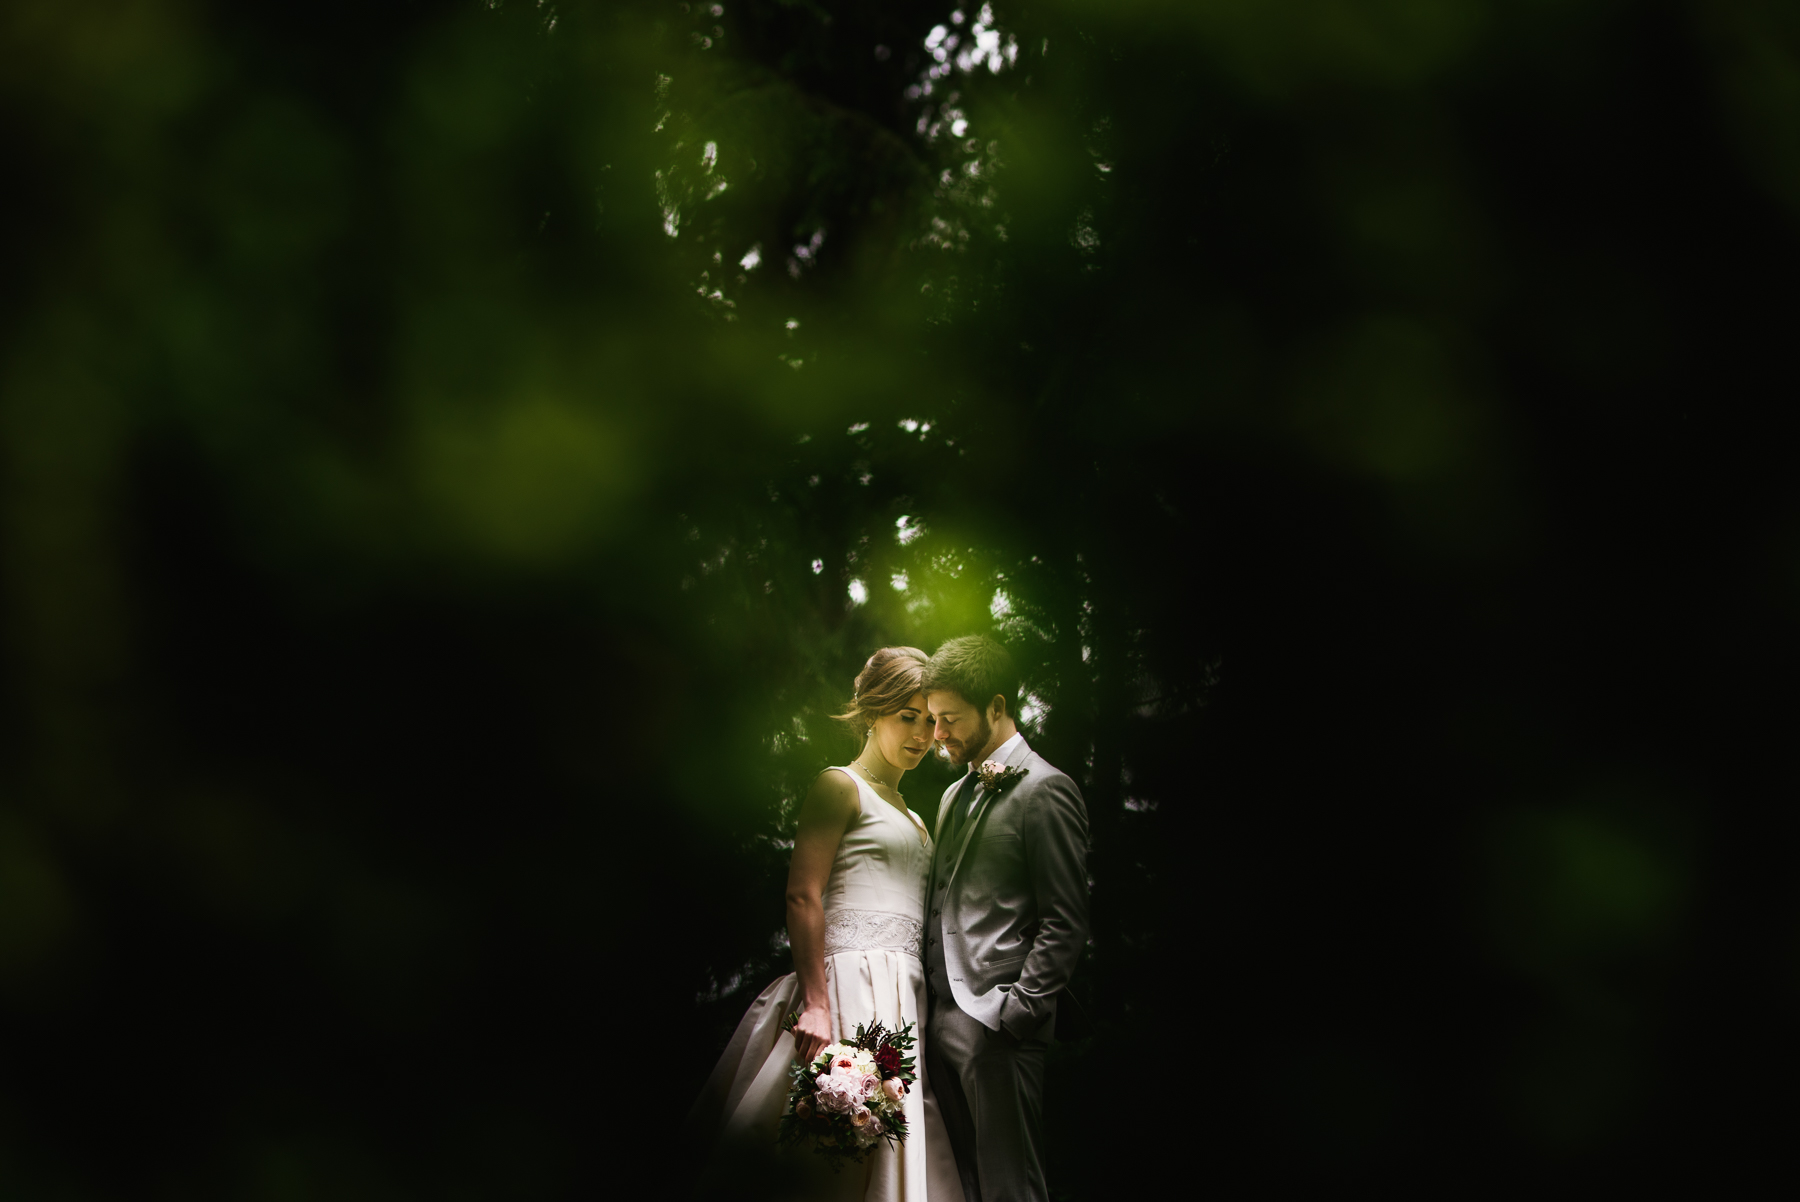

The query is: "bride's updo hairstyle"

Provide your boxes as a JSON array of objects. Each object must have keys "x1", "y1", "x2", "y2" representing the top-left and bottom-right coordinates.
[{"x1": 832, "y1": 646, "x2": 930, "y2": 740}]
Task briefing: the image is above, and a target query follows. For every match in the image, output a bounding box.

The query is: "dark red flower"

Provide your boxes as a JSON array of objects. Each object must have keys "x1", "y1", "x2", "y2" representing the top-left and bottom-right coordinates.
[{"x1": 875, "y1": 1045, "x2": 902, "y2": 1077}]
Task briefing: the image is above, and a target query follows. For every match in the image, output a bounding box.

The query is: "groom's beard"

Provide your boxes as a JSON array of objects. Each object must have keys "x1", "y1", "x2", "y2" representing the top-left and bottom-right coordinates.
[{"x1": 943, "y1": 715, "x2": 993, "y2": 769}]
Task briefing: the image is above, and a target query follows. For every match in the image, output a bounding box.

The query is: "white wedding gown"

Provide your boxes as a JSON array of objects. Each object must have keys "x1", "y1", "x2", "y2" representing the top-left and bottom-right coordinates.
[{"x1": 692, "y1": 768, "x2": 965, "y2": 1201}]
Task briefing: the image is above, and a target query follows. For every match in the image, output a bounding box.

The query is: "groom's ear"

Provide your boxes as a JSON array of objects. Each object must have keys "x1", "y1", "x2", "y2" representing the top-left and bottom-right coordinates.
[{"x1": 988, "y1": 694, "x2": 1008, "y2": 723}]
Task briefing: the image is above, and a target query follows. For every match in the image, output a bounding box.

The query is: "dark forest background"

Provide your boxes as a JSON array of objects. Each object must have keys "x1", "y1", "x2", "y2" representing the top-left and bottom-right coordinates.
[{"x1": 2, "y1": 0, "x2": 1797, "y2": 1196}]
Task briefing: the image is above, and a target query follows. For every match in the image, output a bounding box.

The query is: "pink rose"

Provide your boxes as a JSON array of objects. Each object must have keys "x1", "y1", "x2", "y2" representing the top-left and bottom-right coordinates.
[
  {"x1": 859, "y1": 1074, "x2": 881, "y2": 1100},
  {"x1": 816, "y1": 1076, "x2": 857, "y2": 1115},
  {"x1": 881, "y1": 1078, "x2": 905, "y2": 1104},
  {"x1": 849, "y1": 1105, "x2": 874, "y2": 1129}
]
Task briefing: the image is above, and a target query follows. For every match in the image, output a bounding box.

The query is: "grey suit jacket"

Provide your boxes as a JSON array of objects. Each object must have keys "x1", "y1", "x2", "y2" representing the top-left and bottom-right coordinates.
[{"x1": 933, "y1": 736, "x2": 1090, "y2": 1038}]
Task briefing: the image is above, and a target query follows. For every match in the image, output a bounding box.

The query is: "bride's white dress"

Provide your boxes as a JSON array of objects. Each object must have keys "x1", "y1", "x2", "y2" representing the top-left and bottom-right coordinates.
[{"x1": 692, "y1": 768, "x2": 964, "y2": 1201}]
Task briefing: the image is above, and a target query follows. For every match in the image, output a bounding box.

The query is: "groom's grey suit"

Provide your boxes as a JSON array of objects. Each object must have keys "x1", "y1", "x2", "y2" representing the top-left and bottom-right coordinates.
[{"x1": 925, "y1": 735, "x2": 1090, "y2": 1202}]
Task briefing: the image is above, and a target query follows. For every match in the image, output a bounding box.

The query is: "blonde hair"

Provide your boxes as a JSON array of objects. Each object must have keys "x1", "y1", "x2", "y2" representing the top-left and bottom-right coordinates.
[{"x1": 832, "y1": 646, "x2": 929, "y2": 740}]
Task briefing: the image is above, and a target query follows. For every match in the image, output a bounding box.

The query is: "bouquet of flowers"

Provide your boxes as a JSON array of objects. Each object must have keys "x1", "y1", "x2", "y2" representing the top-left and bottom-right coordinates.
[{"x1": 777, "y1": 1019, "x2": 917, "y2": 1168}]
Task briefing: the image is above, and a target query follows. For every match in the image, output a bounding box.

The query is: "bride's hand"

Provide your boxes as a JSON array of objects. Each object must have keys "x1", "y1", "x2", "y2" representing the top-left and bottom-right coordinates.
[{"x1": 792, "y1": 1003, "x2": 833, "y2": 1064}]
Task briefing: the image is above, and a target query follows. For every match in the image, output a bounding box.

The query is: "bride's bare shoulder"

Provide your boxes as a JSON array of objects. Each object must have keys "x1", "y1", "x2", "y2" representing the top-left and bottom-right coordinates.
[{"x1": 801, "y1": 765, "x2": 862, "y2": 817}]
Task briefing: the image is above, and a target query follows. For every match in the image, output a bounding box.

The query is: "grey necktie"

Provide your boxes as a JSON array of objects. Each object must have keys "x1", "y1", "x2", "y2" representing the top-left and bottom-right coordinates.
[{"x1": 940, "y1": 772, "x2": 978, "y2": 855}]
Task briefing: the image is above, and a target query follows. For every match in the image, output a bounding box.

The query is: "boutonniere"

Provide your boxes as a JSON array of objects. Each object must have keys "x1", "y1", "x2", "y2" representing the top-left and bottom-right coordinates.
[{"x1": 975, "y1": 760, "x2": 1029, "y2": 793}]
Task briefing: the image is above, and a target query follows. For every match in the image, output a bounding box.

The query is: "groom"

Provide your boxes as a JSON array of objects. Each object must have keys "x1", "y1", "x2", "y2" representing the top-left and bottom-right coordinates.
[{"x1": 922, "y1": 636, "x2": 1090, "y2": 1202}]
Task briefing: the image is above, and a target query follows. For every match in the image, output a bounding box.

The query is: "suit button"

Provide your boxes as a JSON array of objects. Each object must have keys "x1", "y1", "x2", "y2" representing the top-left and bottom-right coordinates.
[{"x1": 928, "y1": 938, "x2": 937, "y2": 945}]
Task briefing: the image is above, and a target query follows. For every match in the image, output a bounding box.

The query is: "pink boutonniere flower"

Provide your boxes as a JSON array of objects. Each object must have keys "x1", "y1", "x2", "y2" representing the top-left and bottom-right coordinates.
[{"x1": 975, "y1": 760, "x2": 1029, "y2": 793}]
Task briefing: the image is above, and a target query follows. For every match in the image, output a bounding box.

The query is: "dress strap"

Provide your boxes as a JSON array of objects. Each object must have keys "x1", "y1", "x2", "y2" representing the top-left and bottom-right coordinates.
[{"x1": 816, "y1": 765, "x2": 868, "y2": 814}]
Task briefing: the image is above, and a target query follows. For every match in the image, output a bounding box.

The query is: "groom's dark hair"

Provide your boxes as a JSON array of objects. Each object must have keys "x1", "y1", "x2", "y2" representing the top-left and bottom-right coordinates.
[{"x1": 923, "y1": 636, "x2": 1019, "y2": 720}]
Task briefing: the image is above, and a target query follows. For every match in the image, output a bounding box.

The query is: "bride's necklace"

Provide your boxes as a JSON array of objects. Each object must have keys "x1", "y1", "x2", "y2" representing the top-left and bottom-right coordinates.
[{"x1": 853, "y1": 758, "x2": 903, "y2": 797}]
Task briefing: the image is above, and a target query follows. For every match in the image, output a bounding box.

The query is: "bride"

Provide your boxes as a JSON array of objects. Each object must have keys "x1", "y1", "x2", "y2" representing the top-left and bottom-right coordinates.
[{"x1": 690, "y1": 647, "x2": 965, "y2": 1201}]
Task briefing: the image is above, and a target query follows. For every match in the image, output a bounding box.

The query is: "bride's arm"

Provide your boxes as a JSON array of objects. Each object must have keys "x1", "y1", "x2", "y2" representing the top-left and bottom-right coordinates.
[{"x1": 785, "y1": 769, "x2": 858, "y2": 1063}]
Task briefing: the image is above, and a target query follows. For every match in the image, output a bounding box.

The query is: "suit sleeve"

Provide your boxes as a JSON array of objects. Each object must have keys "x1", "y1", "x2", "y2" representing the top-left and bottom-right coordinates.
[{"x1": 998, "y1": 772, "x2": 1091, "y2": 1039}]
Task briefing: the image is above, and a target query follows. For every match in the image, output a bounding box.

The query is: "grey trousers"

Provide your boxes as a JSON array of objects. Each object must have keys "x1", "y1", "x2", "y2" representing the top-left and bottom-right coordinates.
[{"x1": 926, "y1": 995, "x2": 1051, "y2": 1202}]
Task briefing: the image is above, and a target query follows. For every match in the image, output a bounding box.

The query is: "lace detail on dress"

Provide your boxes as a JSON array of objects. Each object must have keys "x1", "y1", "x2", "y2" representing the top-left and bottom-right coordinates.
[{"x1": 822, "y1": 907, "x2": 925, "y2": 958}]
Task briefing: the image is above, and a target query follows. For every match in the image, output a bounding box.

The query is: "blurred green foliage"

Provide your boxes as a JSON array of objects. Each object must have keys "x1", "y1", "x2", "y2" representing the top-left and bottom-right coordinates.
[
  {"x1": 1484, "y1": 785, "x2": 1692, "y2": 1148},
  {"x1": 1, "y1": 0, "x2": 1797, "y2": 1195}
]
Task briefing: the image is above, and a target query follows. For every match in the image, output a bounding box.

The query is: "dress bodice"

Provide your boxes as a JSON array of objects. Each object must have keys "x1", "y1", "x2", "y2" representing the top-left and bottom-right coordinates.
[{"x1": 820, "y1": 767, "x2": 932, "y2": 957}]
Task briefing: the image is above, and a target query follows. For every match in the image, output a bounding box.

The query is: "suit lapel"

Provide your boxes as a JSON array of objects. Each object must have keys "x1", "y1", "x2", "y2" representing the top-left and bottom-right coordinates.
[{"x1": 944, "y1": 737, "x2": 1033, "y2": 886}]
